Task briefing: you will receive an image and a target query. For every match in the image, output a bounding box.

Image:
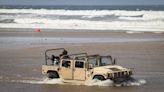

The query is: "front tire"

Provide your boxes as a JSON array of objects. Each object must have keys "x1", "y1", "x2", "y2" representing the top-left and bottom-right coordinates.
[{"x1": 93, "y1": 75, "x2": 105, "y2": 81}]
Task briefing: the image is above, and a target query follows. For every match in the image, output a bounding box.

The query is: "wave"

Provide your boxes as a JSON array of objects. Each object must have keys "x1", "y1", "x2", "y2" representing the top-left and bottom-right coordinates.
[
  {"x1": 0, "y1": 9, "x2": 164, "y2": 32},
  {"x1": 0, "y1": 19, "x2": 15, "y2": 23},
  {"x1": 1, "y1": 9, "x2": 164, "y2": 22},
  {"x1": 0, "y1": 8, "x2": 163, "y2": 17},
  {"x1": 0, "y1": 18, "x2": 163, "y2": 32}
]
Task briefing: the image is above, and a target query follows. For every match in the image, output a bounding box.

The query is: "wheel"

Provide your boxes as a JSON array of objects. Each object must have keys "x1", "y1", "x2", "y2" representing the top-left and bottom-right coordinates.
[
  {"x1": 93, "y1": 75, "x2": 105, "y2": 81},
  {"x1": 47, "y1": 71, "x2": 59, "y2": 79}
]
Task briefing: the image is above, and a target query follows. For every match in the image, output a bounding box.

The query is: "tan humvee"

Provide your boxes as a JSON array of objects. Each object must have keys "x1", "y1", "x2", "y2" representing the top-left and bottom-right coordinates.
[{"x1": 42, "y1": 48, "x2": 132, "y2": 84}]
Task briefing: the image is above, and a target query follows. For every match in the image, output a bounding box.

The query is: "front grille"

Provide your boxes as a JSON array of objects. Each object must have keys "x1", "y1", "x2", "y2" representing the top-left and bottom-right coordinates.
[
  {"x1": 108, "y1": 71, "x2": 132, "y2": 80},
  {"x1": 121, "y1": 72, "x2": 124, "y2": 75},
  {"x1": 111, "y1": 71, "x2": 131, "y2": 78},
  {"x1": 114, "y1": 73, "x2": 117, "y2": 77},
  {"x1": 114, "y1": 72, "x2": 123, "y2": 78}
]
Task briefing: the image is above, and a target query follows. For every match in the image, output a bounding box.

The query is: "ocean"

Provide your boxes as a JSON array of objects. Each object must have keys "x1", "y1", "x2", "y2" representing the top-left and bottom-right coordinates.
[{"x1": 0, "y1": 5, "x2": 164, "y2": 32}]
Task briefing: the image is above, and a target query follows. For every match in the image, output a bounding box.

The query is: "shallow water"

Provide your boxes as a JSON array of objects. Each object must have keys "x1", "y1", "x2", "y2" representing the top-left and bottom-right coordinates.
[
  {"x1": 0, "y1": 75, "x2": 148, "y2": 92},
  {"x1": 0, "y1": 31, "x2": 164, "y2": 92}
]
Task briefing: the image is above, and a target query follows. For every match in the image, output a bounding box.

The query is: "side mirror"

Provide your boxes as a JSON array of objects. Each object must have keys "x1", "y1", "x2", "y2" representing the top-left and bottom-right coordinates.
[
  {"x1": 113, "y1": 58, "x2": 116, "y2": 65},
  {"x1": 89, "y1": 64, "x2": 93, "y2": 69}
]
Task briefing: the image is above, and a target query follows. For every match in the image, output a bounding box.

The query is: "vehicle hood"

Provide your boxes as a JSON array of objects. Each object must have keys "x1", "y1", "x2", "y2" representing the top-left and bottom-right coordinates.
[{"x1": 93, "y1": 65, "x2": 130, "y2": 73}]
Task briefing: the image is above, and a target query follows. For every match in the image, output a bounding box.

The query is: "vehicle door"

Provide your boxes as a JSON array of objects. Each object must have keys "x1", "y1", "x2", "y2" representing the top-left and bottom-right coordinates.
[
  {"x1": 73, "y1": 60, "x2": 86, "y2": 80},
  {"x1": 60, "y1": 59, "x2": 73, "y2": 80}
]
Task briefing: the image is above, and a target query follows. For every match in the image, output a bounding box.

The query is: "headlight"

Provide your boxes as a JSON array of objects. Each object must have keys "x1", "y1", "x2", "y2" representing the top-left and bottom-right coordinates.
[{"x1": 107, "y1": 73, "x2": 113, "y2": 79}]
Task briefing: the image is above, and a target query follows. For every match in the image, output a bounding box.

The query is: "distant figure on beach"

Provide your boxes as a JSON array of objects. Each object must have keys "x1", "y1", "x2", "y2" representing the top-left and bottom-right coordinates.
[{"x1": 36, "y1": 28, "x2": 41, "y2": 32}]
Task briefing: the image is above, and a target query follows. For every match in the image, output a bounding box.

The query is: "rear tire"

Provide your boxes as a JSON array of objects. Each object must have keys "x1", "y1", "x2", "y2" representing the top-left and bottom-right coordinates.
[
  {"x1": 47, "y1": 71, "x2": 59, "y2": 79},
  {"x1": 93, "y1": 75, "x2": 105, "y2": 81}
]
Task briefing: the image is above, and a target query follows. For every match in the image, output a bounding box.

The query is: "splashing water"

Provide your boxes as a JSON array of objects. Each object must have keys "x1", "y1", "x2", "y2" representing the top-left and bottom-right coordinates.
[
  {"x1": 85, "y1": 79, "x2": 113, "y2": 86},
  {"x1": 17, "y1": 77, "x2": 63, "y2": 84},
  {"x1": 14, "y1": 77, "x2": 146, "y2": 87},
  {"x1": 85, "y1": 78, "x2": 146, "y2": 87},
  {"x1": 113, "y1": 79, "x2": 147, "y2": 87}
]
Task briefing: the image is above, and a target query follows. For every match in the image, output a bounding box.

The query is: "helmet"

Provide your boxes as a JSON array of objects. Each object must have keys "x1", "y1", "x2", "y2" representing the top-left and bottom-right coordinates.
[{"x1": 63, "y1": 50, "x2": 68, "y2": 55}]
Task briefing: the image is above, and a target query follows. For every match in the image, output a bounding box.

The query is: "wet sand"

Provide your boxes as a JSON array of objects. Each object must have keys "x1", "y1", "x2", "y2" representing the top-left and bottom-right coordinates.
[{"x1": 0, "y1": 28, "x2": 164, "y2": 92}]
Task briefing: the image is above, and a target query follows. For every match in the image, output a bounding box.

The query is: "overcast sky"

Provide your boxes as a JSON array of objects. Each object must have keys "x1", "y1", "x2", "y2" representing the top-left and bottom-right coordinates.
[{"x1": 0, "y1": 0, "x2": 164, "y2": 5}]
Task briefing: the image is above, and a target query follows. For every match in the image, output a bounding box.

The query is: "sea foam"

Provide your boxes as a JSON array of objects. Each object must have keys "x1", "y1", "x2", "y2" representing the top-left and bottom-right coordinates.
[{"x1": 0, "y1": 9, "x2": 164, "y2": 32}]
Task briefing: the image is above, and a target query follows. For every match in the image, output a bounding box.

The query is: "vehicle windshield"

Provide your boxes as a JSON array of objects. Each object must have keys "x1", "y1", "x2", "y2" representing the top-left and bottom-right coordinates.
[
  {"x1": 88, "y1": 56, "x2": 113, "y2": 68},
  {"x1": 99, "y1": 56, "x2": 113, "y2": 66}
]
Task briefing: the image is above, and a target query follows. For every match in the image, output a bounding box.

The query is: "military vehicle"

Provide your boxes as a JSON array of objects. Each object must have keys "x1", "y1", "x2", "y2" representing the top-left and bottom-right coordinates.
[{"x1": 42, "y1": 48, "x2": 133, "y2": 84}]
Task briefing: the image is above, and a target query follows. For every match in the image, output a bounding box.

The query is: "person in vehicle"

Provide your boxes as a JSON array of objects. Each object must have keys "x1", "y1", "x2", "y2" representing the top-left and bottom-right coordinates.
[
  {"x1": 51, "y1": 55, "x2": 60, "y2": 65},
  {"x1": 60, "y1": 50, "x2": 69, "y2": 59}
]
